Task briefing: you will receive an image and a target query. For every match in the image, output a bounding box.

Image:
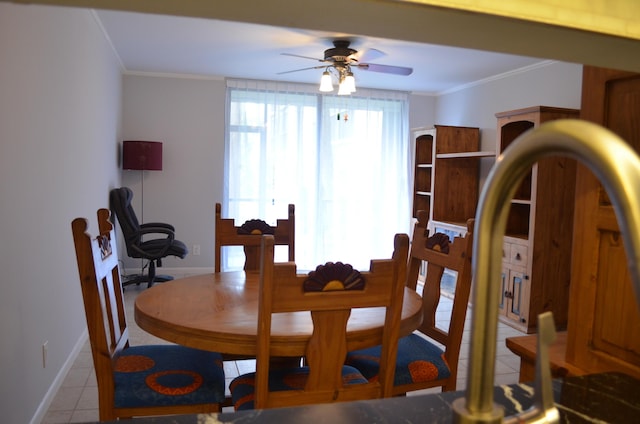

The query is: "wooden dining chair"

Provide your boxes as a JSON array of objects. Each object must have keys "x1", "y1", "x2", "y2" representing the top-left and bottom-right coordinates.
[
  {"x1": 214, "y1": 202, "x2": 295, "y2": 272},
  {"x1": 346, "y1": 210, "x2": 474, "y2": 395},
  {"x1": 229, "y1": 232, "x2": 409, "y2": 410},
  {"x1": 72, "y1": 208, "x2": 226, "y2": 421}
]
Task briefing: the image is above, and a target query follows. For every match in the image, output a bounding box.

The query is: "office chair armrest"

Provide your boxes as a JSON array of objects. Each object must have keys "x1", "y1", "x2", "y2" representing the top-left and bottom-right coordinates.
[
  {"x1": 136, "y1": 226, "x2": 176, "y2": 241},
  {"x1": 130, "y1": 227, "x2": 176, "y2": 258},
  {"x1": 140, "y1": 222, "x2": 176, "y2": 232}
]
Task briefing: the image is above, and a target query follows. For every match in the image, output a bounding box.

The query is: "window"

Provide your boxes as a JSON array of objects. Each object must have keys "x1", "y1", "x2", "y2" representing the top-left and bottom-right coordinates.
[{"x1": 224, "y1": 79, "x2": 411, "y2": 271}]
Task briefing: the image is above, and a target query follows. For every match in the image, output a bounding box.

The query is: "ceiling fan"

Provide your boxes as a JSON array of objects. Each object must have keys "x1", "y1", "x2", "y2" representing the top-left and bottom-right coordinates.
[
  {"x1": 280, "y1": 40, "x2": 413, "y2": 94},
  {"x1": 280, "y1": 39, "x2": 413, "y2": 76}
]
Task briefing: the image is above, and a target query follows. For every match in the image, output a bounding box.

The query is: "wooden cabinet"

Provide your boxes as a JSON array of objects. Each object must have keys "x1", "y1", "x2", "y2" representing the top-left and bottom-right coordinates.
[
  {"x1": 412, "y1": 129, "x2": 434, "y2": 219},
  {"x1": 411, "y1": 125, "x2": 493, "y2": 238},
  {"x1": 500, "y1": 239, "x2": 527, "y2": 324},
  {"x1": 566, "y1": 66, "x2": 640, "y2": 379},
  {"x1": 496, "y1": 106, "x2": 580, "y2": 333}
]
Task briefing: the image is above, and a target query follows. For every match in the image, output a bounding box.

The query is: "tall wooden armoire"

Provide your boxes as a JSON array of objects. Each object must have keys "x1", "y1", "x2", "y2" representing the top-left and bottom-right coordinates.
[{"x1": 567, "y1": 66, "x2": 640, "y2": 378}]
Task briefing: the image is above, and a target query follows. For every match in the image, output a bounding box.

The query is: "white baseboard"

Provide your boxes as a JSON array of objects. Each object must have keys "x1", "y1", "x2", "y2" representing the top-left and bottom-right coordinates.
[
  {"x1": 30, "y1": 329, "x2": 88, "y2": 424},
  {"x1": 31, "y1": 268, "x2": 217, "y2": 423}
]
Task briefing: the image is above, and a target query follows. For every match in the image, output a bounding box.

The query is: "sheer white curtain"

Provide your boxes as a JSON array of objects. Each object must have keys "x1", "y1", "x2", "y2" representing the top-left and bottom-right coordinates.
[{"x1": 225, "y1": 79, "x2": 411, "y2": 271}]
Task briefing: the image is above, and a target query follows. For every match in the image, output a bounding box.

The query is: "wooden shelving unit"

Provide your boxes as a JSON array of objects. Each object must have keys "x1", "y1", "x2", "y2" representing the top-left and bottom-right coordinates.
[
  {"x1": 411, "y1": 125, "x2": 493, "y2": 241},
  {"x1": 495, "y1": 106, "x2": 580, "y2": 333},
  {"x1": 412, "y1": 130, "x2": 434, "y2": 219}
]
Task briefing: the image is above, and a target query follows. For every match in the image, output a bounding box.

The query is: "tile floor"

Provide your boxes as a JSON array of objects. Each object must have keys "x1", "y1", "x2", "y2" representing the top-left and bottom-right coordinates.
[{"x1": 41, "y1": 281, "x2": 524, "y2": 423}]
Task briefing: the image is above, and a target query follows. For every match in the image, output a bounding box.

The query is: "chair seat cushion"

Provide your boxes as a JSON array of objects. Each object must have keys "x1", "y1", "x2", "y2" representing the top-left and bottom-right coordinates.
[
  {"x1": 113, "y1": 345, "x2": 225, "y2": 408},
  {"x1": 345, "y1": 333, "x2": 451, "y2": 387},
  {"x1": 229, "y1": 365, "x2": 368, "y2": 411},
  {"x1": 139, "y1": 238, "x2": 188, "y2": 259}
]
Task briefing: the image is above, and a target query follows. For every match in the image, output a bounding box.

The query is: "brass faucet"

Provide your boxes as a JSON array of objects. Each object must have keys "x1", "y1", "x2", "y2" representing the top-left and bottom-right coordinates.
[{"x1": 452, "y1": 119, "x2": 640, "y2": 423}]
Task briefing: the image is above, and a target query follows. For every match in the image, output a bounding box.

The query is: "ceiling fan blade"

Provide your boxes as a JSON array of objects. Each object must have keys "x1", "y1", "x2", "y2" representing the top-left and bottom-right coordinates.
[
  {"x1": 351, "y1": 48, "x2": 385, "y2": 63},
  {"x1": 281, "y1": 52, "x2": 327, "y2": 62},
  {"x1": 357, "y1": 63, "x2": 413, "y2": 76},
  {"x1": 277, "y1": 65, "x2": 327, "y2": 75}
]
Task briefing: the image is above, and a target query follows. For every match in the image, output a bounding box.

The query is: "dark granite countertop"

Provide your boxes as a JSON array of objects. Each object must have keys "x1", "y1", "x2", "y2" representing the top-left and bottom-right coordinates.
[{"x1": 99, "y1": 372, "x2": 639, "y2": 423}]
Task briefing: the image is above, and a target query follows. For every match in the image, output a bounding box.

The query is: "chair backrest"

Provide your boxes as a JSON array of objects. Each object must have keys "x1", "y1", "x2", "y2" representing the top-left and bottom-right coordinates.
[
  {"x1": 407, "y1": 210, "x2": 474, "y2": 389},
  {"x1": 214, "y1": 203, "x2": 295, "y2": 272},
  {"x1": 253, "y1": 233, "x2": 409, "y2": 409},
  {"x1": 72, "y1": 208, "x2": 129, "y2": 412},
  {"x1": 109, "y1": 187, "x2": 141, "y2": 253}
]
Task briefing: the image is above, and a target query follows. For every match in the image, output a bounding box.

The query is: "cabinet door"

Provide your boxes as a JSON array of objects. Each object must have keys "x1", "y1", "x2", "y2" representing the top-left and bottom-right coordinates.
[
  {"x1": 506, "y1": 269, "x2": 526, "y2": 323},
  {"x1": 567, "y1": 66, "x2": 640, "y2": 378},
  {"x1": 499, "y1": 266, "x2": 508, "y2": 314},
  {"x1": 500, "y1": 266, "x2": 528, "y2": 325}
]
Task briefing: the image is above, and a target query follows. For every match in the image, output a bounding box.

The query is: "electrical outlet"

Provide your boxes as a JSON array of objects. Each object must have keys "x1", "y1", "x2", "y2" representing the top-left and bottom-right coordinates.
[
  {"x1": 42, "y1": 341, "x2": 48, "y2": 368},
  {"x1": 193, "y1": 244, "x2": 201, "y2": 256}
]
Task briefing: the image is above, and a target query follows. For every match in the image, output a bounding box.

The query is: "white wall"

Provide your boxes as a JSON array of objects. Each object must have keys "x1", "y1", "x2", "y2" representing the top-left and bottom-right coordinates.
[
  {"x1": 409, "y1": 93, "x2": 437, "y2": 130},
  {"x1": 436, "y1": 61, "x2": 583, "y2": 150},
  {"x1": 121, "y1": 75, "x2": 226, "y2": 269},
  {"x1": 0, "y1": 4, "x2": 123, "y2": 423},
  {"x1": 433, "y1": 60, "x2": 583, "y2": 187}
]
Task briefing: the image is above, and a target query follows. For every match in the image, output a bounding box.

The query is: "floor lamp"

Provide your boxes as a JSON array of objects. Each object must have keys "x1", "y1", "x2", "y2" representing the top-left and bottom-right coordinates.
[
  {"x1": 122, "y1": 140, "x2": 163, "y2": 223},
  {"x1": 122, "y1": 140, "x2": 163, "y2": 282}
]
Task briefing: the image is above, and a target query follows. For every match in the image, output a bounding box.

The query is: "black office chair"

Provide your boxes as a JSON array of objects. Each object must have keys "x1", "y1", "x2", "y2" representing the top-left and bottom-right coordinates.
[{"x1": 109, "y1": 187, "x2": 188, "y2": 288}]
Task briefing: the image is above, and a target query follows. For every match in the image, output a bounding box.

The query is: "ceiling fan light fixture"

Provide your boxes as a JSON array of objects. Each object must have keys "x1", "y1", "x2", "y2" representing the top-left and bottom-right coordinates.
[
  {"x1": 337, "y1": 79, "x2": 352, "y2": 95},
  {"x1": 319, "y1": 71, "x2": 334, "y2": 92},
  {"x1": 343, "y1": 72, "x2": 356, "y2": 93},
  {"x1": 337, "y1": 69, "x2": 355, "y2": 96}
]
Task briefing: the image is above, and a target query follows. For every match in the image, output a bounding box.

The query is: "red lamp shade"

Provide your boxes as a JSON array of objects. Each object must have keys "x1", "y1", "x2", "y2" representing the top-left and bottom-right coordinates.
[{"x1": 122, "y1": 140, "x2": 163, "y2": 171}]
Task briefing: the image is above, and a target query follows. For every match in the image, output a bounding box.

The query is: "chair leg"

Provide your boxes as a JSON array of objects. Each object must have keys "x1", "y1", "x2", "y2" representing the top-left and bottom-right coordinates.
[
  {"x1": 147, "y1": 260, "x2": 157, "y2": 288},
  {"x1": 121, "y1": 260, "x2": 174, "y2": 289},
  {"x1": 122, "y1": 275, "x2": 145, "y2": 287},
  {"x1": 146, "y1": 259, "x2": 174, "y2": 288},
  {"x1": 122, "y1": 262, "x2": 147, "y2": 287}
]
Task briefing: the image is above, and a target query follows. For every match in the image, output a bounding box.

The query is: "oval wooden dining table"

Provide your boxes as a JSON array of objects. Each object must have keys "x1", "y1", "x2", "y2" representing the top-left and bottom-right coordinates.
[{"x1": 134, "y1": 271, "x2": 424, "y2": 357}]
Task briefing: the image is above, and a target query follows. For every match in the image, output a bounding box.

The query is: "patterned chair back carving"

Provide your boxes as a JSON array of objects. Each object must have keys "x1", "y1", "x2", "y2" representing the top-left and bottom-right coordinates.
[{"x1": 214, "y1": 203, "x2": 295, "y2": 272}]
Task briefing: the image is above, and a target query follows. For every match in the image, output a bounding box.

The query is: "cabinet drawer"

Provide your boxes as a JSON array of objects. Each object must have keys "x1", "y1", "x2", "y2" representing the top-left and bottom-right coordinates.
[
  {"x1": 502, "y1": 242, "x2": 511, "y2": 264},
  {"x1": 510, "y1": 244, "x2": 528, "y2": 267}
]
